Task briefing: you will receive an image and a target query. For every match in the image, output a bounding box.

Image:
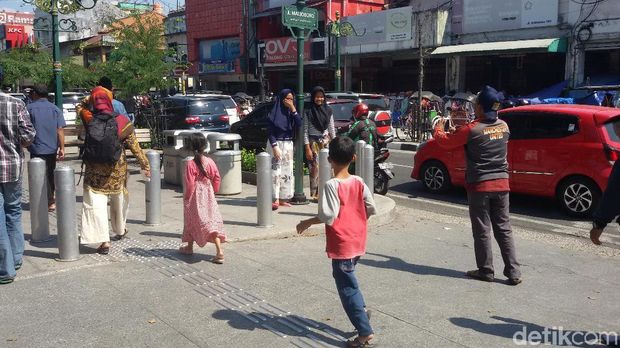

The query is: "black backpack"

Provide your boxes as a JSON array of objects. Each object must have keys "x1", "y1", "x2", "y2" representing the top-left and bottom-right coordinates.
[{"x1": 83, "y1": 112, "x2": 122, "y2": 164}]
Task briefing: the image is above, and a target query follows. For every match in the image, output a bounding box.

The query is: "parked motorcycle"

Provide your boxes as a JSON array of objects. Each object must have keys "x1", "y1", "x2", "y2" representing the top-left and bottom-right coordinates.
[{"x1": 374, "y1": 136, "x2": 394, "y2": 195}]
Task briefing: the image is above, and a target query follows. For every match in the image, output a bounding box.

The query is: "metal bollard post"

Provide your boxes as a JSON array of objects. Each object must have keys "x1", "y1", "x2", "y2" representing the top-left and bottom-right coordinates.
[
  {"x1": 363, "y1": 144, "x2": 374, "y2": 193},
  {"x1": 181, "y1": 156, "x2": 193, "y2": 195},
  {"x1": 318, "y1": 148, "x2": 330, "y2": 200},
  {"x1": 355, "y1": 140, "x2": 366, "y2": 177},
  {"x1": 55, "y1": 166, "x2": 80, "y2": 262},
  {"x1": 145, "y1": 151, "x2": 161, "y2": 226},
  {"x1": 28, "y1": 158, "x2": 51, "y2": 243},
  {"x1": 256, "y1": 152, "x2": 273, "y2": 228}
]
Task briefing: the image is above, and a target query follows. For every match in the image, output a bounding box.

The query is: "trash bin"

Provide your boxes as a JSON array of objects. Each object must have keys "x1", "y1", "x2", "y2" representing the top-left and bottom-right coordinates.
[
  {"x1": 163, "y1": 130, "x2": 212, "y2": 186},
  {"x1": 162, "y1": 130, "x2": 186, "y2": 186},
  {"x1": 207, "y1": 133, "x2": 242, "y2": 195}
]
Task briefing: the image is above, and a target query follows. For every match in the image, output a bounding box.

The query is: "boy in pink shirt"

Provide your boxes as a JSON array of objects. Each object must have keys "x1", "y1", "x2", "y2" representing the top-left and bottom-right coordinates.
[{"x1": 297, "y1": 136, "x2": 376, "y2": 347}]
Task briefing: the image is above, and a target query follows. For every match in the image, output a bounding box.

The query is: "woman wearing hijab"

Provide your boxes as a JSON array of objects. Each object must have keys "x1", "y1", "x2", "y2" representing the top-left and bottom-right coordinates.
[
  {"x1": 79, "y1": 86, "x2": 150, "y2": 254},
  {"x1": 304, "y1": 86, "x2": 336, "y2": 200},
  {"x1": 267, "y1": 89, "x2": 302, "y2": 210}
]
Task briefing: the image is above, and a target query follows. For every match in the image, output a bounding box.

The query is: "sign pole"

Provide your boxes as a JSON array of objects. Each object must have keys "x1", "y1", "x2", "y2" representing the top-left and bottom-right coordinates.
[
  {"x1": 291, "y1": 0, "x2": 308, "y2": 205},
  {"x1": 334, "y1": 12, "x2": 342, "y2": 92}
]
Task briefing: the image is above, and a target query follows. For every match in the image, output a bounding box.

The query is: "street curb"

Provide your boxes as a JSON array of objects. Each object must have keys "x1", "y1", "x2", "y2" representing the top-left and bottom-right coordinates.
[
  {"x1": 230, "y1": 194, "x2": 397, "y2": 243},
  {"x1": 388, "y1": 142, "x2": 419, "y2": 152}
]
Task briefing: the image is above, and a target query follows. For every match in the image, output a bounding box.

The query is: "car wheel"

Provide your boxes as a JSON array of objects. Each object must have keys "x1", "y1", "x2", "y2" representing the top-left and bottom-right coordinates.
[
  {"x1": 557, "y1": 177, "x2": 601, "y2": 217},
  {"x1": 420, "y1": 161, "x2": 451, "y2": 192}
]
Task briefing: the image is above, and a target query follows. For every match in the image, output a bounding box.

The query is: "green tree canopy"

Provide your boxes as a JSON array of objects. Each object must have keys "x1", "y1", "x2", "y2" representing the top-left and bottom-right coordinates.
[
  {"x1": 0, "y1": 45, "x2": 97, "y2": 91},
  {"x1": 96, "y1": 12, "x2": 174, "y2": 97}
]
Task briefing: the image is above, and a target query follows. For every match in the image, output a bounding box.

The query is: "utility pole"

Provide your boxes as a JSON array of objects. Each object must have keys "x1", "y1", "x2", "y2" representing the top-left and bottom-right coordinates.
[
  {"x1": 242, "y1": 0, "x2": 249, "y2": 92},
  {"x1": 291, "y1": 0, "x2": 308, "y2": 205},
  {"x1": 416, "y1": 12, "x2": 424, "y2": 142}
]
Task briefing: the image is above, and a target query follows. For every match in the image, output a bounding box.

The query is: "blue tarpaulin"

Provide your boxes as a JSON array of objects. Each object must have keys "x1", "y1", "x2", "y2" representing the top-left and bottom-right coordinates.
[{"x1": 526, "y1": 80, "x2": 569, "y2": 99}]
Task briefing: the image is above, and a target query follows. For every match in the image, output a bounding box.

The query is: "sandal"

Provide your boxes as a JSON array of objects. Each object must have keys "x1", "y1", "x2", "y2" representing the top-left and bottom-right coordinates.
[
  {"x1": 111, "y1": 230, "x2": 128, "y2": 241},
  {"x1": 179, "y1": 245, "x2": 193, "y2": 255},
  {"x1": 347, "y1": 337, "x2": 373, "y2": 347},
  {"x1": 272, "y1": 203, "x2": 279, "y2": 211},
  {"x1": 48, "y1": 203, "x2": 56, "y2": 212},
  {"x1": 96, "y1": 244, "x2": 110, "y2": 255},
  {"x1": 211, "y1": 254, "x2": 224, "y2": 264}
]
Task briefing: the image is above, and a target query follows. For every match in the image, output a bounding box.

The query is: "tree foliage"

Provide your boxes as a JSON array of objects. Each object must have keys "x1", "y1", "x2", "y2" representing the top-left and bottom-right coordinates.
[
  {"x1": 0, "y1": 45, "x2": 52, "y2": 89},
  {"x1": 0, "y1": 45, "x2": 97, "y2": 90},
  {"x1": 96, "y1": 12, "x2": 174, "y2": 97}
]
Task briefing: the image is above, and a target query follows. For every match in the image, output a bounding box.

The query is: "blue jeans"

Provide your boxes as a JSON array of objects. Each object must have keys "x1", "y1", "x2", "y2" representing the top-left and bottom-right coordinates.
[
  {"x1": 0, "y1": 180, "x2": 25, "y2": 280},
  {"x1": 332, "y1": 257, "x2": 373, "y2": 336}
]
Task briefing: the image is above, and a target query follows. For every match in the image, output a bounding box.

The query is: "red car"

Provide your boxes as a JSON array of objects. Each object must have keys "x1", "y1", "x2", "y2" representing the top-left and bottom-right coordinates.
[{"x1": 411, "y1": 104, "x2": 620, "y2": 217}]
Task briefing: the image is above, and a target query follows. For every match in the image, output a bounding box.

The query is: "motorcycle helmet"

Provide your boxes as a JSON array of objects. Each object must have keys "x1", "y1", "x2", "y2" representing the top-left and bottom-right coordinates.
[{"x1": 352, "y1": 103, "x2": 369, "y2": 119}]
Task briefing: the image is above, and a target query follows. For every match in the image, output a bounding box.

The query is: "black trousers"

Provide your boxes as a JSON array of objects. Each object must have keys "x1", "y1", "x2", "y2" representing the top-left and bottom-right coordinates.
[
  {"x1": 30, "y1": 153, "x2": 57, "y2": 204},
  {"x1": 593, "y1": 161, "x2": 620, "y2": 229}
]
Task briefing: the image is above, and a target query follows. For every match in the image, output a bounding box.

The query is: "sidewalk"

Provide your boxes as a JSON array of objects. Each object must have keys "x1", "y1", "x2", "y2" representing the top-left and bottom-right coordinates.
[{"x1": 16, "y1": 156, "x2": 395, "y2": 281}]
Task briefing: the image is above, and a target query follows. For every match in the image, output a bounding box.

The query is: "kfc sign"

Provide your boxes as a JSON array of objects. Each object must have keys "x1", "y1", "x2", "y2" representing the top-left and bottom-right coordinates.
[
  {"x1": 3, "y1": 25, "x2": 30, "y2": 48},
  {"x1": 0, "y1": 12, "x2": 34, "y2": 26},
  {"x1": 260, "y1": 37, "x2": 326, "y2": 67}
]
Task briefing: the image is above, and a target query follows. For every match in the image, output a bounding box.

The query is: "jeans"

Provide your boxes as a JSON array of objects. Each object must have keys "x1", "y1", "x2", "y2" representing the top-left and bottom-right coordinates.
[
  {"x1": 467, "y1": 191, "x2": 521, "y2": 279},
  {"x1": 0, "y1": 180, "x2": 25, "y2": 279},
  {"x1": 332, "y1": 257, "x2": 373, "y2": 336}
]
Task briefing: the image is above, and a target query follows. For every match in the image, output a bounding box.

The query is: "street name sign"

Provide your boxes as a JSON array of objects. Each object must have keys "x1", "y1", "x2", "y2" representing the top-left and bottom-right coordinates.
[{"x1": 282, "y1": 5, "x2": 318, "y2": 31}]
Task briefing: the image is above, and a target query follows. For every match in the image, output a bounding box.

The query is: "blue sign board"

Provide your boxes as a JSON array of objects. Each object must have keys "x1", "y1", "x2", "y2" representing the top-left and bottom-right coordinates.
[{"x1": 198, "y1": 38, "x2": 241, "y2": 74}]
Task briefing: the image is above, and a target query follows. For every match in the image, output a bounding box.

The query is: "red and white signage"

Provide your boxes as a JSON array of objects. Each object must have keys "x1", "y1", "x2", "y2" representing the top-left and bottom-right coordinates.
[
  {"x1": 3, "y1": 25, "x2": 31, "y2": 48},
  {"x1": 0, "y1": 11, "x2": 34, "y2": 26},
  {"x1": 259, "y1": 36, "x2": 326, "y2": 67},
  {"x1": 264, "y1": 37, "x2": 311, "y2": 64}
]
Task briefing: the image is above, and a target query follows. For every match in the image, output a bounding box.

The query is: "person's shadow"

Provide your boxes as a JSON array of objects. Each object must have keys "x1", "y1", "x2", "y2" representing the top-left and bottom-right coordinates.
[
  {"x1": 450, "y1": 316, "x2": 609, "y2": 347},
  {"x1": 212, "y1": 309, "x2": 353, "y2": 347},
  {"x1": 359, "y1": 252, "x2": 466, "y2": 280}
]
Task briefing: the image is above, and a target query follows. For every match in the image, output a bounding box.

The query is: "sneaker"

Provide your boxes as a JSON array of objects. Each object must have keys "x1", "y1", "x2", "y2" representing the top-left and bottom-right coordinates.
[
  {"x1": 466, "y1": 270, "x2": 494, "y2": 282},
  {"x1": 0, "y1": 277, "x2": 14, "y2": 285},
  {"x1": 14, "y1": 262, "x2": 22, "y2": 271},
  {"x1": 507, "y1": 278, "x2": 522, "y2": 286}
]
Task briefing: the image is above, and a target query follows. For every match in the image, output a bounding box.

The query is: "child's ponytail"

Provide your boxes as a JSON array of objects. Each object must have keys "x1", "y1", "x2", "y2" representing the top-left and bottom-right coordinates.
[{"x1": 189, "y1": 133, "x2": 209, "y2": 178}]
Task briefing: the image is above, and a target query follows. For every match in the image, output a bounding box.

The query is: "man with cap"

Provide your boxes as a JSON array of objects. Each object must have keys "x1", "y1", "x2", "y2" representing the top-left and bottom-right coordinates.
[
  {"x1": 27, "y1": 84, "x2": 66, "y2": 211},
  {"x1": 0, "y1": 65, "x2": 36, "y2": 284},
  {"x1": 434, "y1": 85, "x2": 522, "y2": 286}
]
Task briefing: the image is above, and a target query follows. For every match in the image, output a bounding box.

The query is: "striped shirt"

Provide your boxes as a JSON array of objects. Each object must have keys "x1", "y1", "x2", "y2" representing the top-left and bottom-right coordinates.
[
  {"x1": 303, "y1": 114, "x2": 336, "y2": 145},
  {"x1": 0, "y1": 92, "x2": 36, "y2": 183}
]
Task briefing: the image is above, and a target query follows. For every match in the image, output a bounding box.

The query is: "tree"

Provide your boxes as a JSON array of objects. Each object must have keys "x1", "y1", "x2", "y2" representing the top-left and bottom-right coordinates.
[
  {"x1": 0, "y1": 45, "x2": 52, "y2": 89},
  {"x1": 0, "y1": 45, "x2": 97, "y2": 91},
  {"x1": 96, "y1": 12, "x2": 174, "y2": 97}
]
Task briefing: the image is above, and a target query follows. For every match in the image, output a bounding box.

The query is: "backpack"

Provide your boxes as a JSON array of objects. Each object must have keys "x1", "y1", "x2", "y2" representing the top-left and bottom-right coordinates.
[
  {"x1": 347, "y1": 119, "x2": 376, "y2": 146},
  {"x1": 83, "y1": 112, "x2": 122, "y2": 164}
]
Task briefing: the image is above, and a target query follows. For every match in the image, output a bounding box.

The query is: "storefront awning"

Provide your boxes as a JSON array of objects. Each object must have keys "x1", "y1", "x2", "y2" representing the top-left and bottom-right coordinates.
[{"x1": 431, "y1": 38, "x2": 567, "y2": 57}]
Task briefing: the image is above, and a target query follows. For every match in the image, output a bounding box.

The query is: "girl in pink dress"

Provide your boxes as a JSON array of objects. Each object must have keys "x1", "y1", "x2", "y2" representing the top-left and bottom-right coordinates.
[{"x1": 179, "y1": 133, "x2": 226, "y2": 263}]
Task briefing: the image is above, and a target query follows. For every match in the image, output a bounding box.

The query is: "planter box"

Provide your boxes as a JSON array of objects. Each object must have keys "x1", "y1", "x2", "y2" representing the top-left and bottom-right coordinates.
[{"x1": 242, "y1": 171, "x2": 257, "y2": 185}]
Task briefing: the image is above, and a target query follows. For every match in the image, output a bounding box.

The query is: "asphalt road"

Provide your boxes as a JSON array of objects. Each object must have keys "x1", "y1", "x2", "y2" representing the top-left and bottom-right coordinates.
[{"x1": 385, "y1": 147, "x2": 620, "y2": 247}]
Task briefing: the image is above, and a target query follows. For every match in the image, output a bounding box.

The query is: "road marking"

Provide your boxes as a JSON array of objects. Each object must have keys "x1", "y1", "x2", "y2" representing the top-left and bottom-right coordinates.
[
  {"x1": 387, "y1": 192, "x2": 588, "y2": 233},
  {"x1": 392, "y1": 163, "x2": 414, "y2": 169}
]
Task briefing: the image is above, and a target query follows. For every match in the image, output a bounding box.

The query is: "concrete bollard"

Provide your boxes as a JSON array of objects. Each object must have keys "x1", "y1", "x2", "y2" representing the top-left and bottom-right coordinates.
[
  {"x1": 318, "y1": 148, "x2": 330, "y2": 200},
  {"x1": 145, "y1": 151, "x2": 161, "y2": 226},
  {"x1": 55, "y1": 166, "x2": 80, "y2": 262},
  {"x1": 355, "y1": 140, "x2": 366, "y2": 177},
  {"x1": 363, "y1": 144, "x2": 374, "y2": 193},
  {"x1": 256, "y1": 152, "x2": 273, "y2": 228},
  {"x1": 28, "y1": 158, "x2": 51, "y2": 243},
  {"x1": 181, "y1": 156, "x2": 193, "y2": 195}
]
